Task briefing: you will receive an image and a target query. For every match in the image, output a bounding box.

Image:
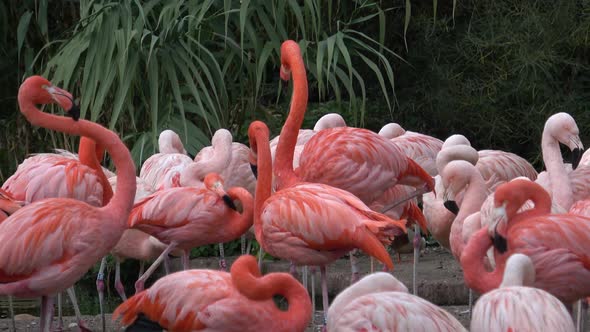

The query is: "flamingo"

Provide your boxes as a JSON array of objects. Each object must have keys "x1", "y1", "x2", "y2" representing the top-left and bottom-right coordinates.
[
  {"x1": 248, "y1": 120, "x2": 406, "y2": 325},
  {"x1": 113, "y1": 255, "x2": 311, "y2": 331},
  {"x1": 0, "y1": 189, "x2": 24, "y2": 221},
  {"x1": 0, "y1": 75, "x2": 136, "y2": 332},
  {"x1": 139, "y1": 129, "x2": 192, "y2": 191},
  {"x1": 130, "y1": 173, "x2": 254, "y2": 292},
  {"x1": 378, "y1": 122, "x2": 443, "y2": 176},
  {"x1": 461, "y1": 179, "x2": 590, "y2": 307},
  {"x1": 2, "y1": 136, "x2": 110, "y2": 207},
  {"x1": 182, "y1": 128, "x2": 257, "y2": 264},
  {"x1": 327, "y1": 272, "x2": 466, "y2": 331},
  {"x1": 269, "y1": 112, "x2": 347, "y2": 169},
  {"x1": 535, "y1": 112, "x2": 588, "y2": 210},
  {"x1": 470, "y1": 253, "x2": 575, "y2": 332}
]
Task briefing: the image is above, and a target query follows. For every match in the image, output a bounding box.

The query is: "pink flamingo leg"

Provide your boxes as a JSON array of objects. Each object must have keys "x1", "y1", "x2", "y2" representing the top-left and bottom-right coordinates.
[
  {"x1": 96, "y1": 256, "x2": 107, "y2": 332},
  {"x1": 135, "y1": 242, "x2": 178, "y2": 293},
  {"x1": 114, "y1": 257, "x2": 127, "y2": 301},
  {"x1": 66, "y1": 287, "x2": 91, "y2": 331},
  {"x1": 138, "y1": 261, "x2": 145, "y2": 278},
  {"x1": 7, "y1": 296, "x2": 15, "y2": 332},
  {"x1": 39, "y1": 295, "x2": 55, "y2": 332},
  {"x1": 320, "y1": 265, "x2": 329, "y2": 327},
  {"x1": 181, "y1": 250, "x2": 190, "y2": 270},
  {"x1": 289, "y1": 261, "x2": 299, "y2": 279},
  {"x1": 218, "y1": 243, "x2": 227, "y2": 271},
  {"x1": 412, "y1": 224, "x2": 421, "y2": 295},
  {"x1": 163, "y1": 254, "x2": 171, "y2": 274},
  {"x1": 349, "y1": 249, "x2": 360, "y2": 284}
]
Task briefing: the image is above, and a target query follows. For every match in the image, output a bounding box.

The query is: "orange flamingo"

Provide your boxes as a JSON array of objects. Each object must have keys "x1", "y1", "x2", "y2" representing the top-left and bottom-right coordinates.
[
  {"x1": 461, "y1": 179, "x2": 590, "y2": 307},
  {"x1": 113, "y1": 255, "x2": 311, "y2": 331},
  {"x1": 248, "y1": 120, "x2": 406, "y2": 325},
  {"x1": 470, "y1": 253, "x2": 575, "y2": 332},
  {"x1": 327, "y1": 271, "x2": 466, "y2": 331},
  {"x1": 0, "y1": 75, "x2": 136, "y2": 332},
  {"x1": 129, "y1": 173, "x2": 253, "y2": 292}
]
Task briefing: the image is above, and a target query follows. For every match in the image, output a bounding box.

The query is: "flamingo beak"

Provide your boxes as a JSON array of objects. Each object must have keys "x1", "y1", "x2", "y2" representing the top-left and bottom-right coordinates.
[
  {"x1": 46, "y1": 85, "x2": 80, "y2": 120},
  {"x1": 212, "y1": 181, "x2": 236, "y2": 211},
  {"x1": 566, "y1": 135, "x2": 584, "y2": 170},
  {"x1": 280, "y1": 65, "x2": 291, "y2": 81},
  {"x1": 442, "y1": 187, "x2": 459, "y2": 215}
]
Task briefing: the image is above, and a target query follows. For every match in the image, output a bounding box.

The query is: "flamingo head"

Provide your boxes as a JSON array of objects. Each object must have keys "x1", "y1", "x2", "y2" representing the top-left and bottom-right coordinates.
[
  {"x1": 440, "y1": 160, "x2": 476, "y2": 215},
  {"x1": 545, "y1": 112, "x2": 584, "y2": 169},
  {"x1": 204, "y1": 173, "x2": 236, "y2": 211},
  {"x1": 20, "y1": 76, "x2": 79, "y2": 120},
  {"x1": 280, "y1": 40, "x2": 302, "y2": 81}
]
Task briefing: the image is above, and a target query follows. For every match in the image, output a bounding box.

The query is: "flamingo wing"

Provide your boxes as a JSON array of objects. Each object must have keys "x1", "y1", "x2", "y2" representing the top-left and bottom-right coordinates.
[
  {"x1": 0, "y1": 199, "x2": 103, "y2": 280},
  {"x1": 329, "y1": 292, "x2": 466, "y2": 332},
  {"x1": 297, "y1": 127, "x2": 406, "y2": 203},
  {"x1": 139, "y1": 153, "x2": 192, "y2": 190},
  {"x1": 2, "y1": 154, "x2": 103, "y2": 206},
  {"x1": 477, "y1": 150, "x2": 538, "y2": 186}
]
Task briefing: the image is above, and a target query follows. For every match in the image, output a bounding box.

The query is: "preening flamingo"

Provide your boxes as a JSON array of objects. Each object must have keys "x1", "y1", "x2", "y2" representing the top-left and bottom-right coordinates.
[
  {"x1": 2, "y1": 136, "x2": 110, "y2": 207},
  {"x1": 0, "y1": 75, "x2": 136, "y2": 332},
  {"x1": 470, "y1": 253, "x2": 575, "y2": 332},
  {"x1": 139, "y1": 129, "x2": 192, "y2": 191},
  {"x1": 129, "y1": 172, "x2": 253, "y2": 292},
  {"x1": 113, "y1": 255, "x2": 311, "y2": 331},
  {"x1": 378, "y1": 123, "x2": 443, "y2": 176},
  {"x1": 269, "y1": 112, "x2": 347, "y2": 169},
  {"x1": 274, "y1": 41, "x2": 434, "y2": 202},
  {"x1": 248, "y1": 120, "x2": 406, "y2": 325},
  {"x1": 0, "y1": 189, "x2": 23, "y2": 222},
  {"x1": 461, "y1": 179, "x2": 590, "y2": 306},
  {"x1": 327, "y1": 272, "x2": 466, "y2": 331}
]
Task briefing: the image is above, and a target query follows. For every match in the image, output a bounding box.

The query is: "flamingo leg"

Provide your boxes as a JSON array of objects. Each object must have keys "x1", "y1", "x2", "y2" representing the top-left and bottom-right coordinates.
[
  {"x1": 182, "y1": 250, "x2": 190, "y2": 270},
  {"x1": 349, "y1": 249, "x2": 360, "y2": 284},
  {"x1": 576, "y1": 299, "x2": 588, "y2": 332},
  {"x1": 114, "y1": 257, "x2": 127, "y2": 301},
  {"x1": 370, "y1": 257, "x2": 374, "y2": 273},
  {"x1": 138, "y1": 261, "x2": 145, "y2": 278},
  {"x1": 310, "y1": 266, "x2": 317, "y2": 331},
  {"x1": 289, "y1": 261, "x2": 300, "y2": 280},
  {"x1": 67, "y1": 287, "x2": 90, "y2": 331},
  {"x1": 302, "y1": 266, "x2": 308, "y2": 291},
  {"x1": 320, "y1": 265, "x2": 329, "y2": 327},
  {"x1": 7, "y1": 296, "x2": 15, "y2": 332},
  {"x1": 40, "y1": 295, "x2": 55, "y2": 332},
  {"x1": 240, "y1": 235, "x2": 246, "y2": 255},
  {"x1": 218, "y1": 243, "x2": 227, "y2": 271},
  {"x1": 56, "y1": 292, "x2": 63, "y2": 331},
  {"x1": 135, "y1": 242, "x2": 178, "y2": 293},
  {"x1": 257, "y1": 247, "x2": 265, "y2": 271},
  {"x1": 96, "y1": 256, "x2": 107, "y2": 332},
  {"x1": 412, "y1": 224, "x2": 420, "y2": 295},
  {"x1": 246, "y1": 239, "x2": 252, "y2": 254},
  {"x1": 163, "y1": 254, "x2": 171, "y2": 274}
]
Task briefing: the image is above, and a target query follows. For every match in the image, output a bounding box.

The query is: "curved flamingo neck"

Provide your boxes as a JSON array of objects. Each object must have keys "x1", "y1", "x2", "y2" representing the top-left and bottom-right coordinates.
[
  {"x1": 541, "y1": 128, "x2": 573, "y2": 210},
  {"x1": 461, "y1": 228, "x2": 504, "y2": 294},
  {"x1": 224, "y1": 187, "x2": 254, "y2": 239},
  {"x1": 231, "y1": 257, "x2": 311, "y2": 331},
  {"x1": 249, "y1": 123, "x2": 272, "y2": 246},
  {"x1": 450, "y1": 171, "x2": 487, "y2": 258},
  {"x1": 274, "y1": 43, "x2": 308, "y2": 190},
  {"x1": 18, "y1": 92, "x2": 136, "y2": 223},
  {"x1": 78, "y1": 137, "x2": 113, "y2": 204}
]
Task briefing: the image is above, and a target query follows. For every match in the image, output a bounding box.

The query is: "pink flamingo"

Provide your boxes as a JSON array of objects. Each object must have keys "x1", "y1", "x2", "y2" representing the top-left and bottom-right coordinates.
[
  {"x1": 269, "y1": 112, "x2": 347, "y2": 169},
  {"x1": 130, "y1": 172, "x2": 253, "y2": 292},
  {"x1": 248, "y1": 120, "x2": 406, "y2": 325},
  {"x1": 470, "y1": 253, "x2": 575, "y2": 332},
  {"x1": 2, "y1": 136, "x2": 110, "y2": 207},
  {"x1": 327, "y1": 272, "x2": 466, "y2": 331},
  {"x1": 0, "y1": 189, "x2": 24, "y2": 221},
  {"x1": 461, "y1": 180, "x2": 590, "y2": 307},
  {"x1": 378, "y1": 123, "x2": 443, "y2": 176},
  {"x1": 0, "y1": 75, "x2": 137, "y2": 332},
  {"x1": 535, "y1": 112, "x2": 588, "y2": 210},
  {"x1": 139, "y1": 129, "x2": 192, "y2": 191},
  {"x1": 113, "y1": 255, "x2": 311, "y2": 331}
]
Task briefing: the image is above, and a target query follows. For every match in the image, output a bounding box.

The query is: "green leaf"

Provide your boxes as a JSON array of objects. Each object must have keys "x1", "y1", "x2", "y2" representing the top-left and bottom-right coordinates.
[
  {"x1": 17, "y1": 11, "x2": 33, "y2": 59},
  {"x1": 404, "y1": 0, "x2": 411, "y2": 51}
]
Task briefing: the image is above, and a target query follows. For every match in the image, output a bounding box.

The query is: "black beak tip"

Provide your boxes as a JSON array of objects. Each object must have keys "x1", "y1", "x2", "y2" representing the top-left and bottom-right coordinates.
[
  {"x1": 223, "y1": 194, "x2": 237, "y2": 211},
  {"x1": 443, "y1": 200, "x2": 460, "y2": 215},
  {"x1": 68, "y1": 103, "x2": 80, "y2": 121},
  {"x1": 492, "y1": 233, "x2": 508, "y2": 254},
  {"x1": 572, "y1": 148, "x2": 583, "y2": 170},
  {"x1": 250, "y1": 163, "x2": 258, "y2": 179}
]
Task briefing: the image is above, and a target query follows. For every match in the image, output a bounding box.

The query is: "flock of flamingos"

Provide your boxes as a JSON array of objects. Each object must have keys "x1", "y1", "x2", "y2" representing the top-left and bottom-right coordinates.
[{"x1": 0, "y1": 39, "x2": 589, "y2": 331}]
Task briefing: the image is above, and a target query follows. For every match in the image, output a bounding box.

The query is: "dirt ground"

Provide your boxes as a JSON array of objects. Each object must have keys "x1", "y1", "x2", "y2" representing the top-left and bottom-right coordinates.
[{"x1": 0, "y1": 247, "x2": 580, "y2": 331}]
